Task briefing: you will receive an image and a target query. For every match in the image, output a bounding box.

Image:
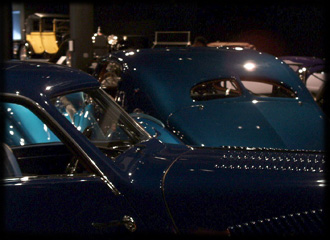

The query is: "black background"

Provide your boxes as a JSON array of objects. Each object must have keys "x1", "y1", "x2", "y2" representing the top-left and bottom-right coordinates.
[{"x1": 21, "y1": 0, "x2": 327, "y2": 58}]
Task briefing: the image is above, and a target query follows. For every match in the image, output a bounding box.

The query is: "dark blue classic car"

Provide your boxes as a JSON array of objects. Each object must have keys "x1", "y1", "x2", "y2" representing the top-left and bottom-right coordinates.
[
  {"x1": 1, "y1": 61, "x2": 326, "y2": 238},
  {"x1": 95, "y1": 47, "x2": 325, "y2": 151}
]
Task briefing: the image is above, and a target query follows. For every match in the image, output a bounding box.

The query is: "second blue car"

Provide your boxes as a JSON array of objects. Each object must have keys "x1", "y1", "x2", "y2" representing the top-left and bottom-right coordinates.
[{"x1": 95, "y1": 47, "x2": 325, "y2": 151}]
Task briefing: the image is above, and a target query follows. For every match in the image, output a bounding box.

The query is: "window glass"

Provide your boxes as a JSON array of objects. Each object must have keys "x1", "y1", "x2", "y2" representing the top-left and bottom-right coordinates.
[
  {"x1": 42, "y1": 18, "x2": 53, "y2": 32},
  {"x1": 32, "y1": 20, "x2": 39, "y2": 32},
  {"x1": 1, "y1": 102, "x2": 89, "y2": 177},
  {"x1": 191, "y1": 78, "x2": 241, "y2": 101},
  {"x1": 1, "y1": 103, "x2": 60, "y2": 147},
  {"x1": 240, "y1": 77, "x2": 296, "y2": 98},
  {"x1": 51, "y1": 89, "x2": 150, "y2": 148}
]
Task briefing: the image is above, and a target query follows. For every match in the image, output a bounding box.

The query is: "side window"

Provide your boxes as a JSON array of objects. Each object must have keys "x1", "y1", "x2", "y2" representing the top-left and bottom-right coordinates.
[
  {"x1": 52, "y1": 91, "x2": 131, "y2": 142},
  {"x1": 41, "y1": 18, "x2": 53, "y2": 32},
  {"x1": 32, "y1": 19, "x2": 40, "y2": 32},
  {"x1": 1, "y1": 103, "x2": 60, "y2": 146},
  {"x1": 240, "y1": 76, "x2": 297, "y2": 98},
  {"x1": 191, "y1": 78, "x2": 241, "y2": 101},
  {"x1": 1, "y1": 102, "x2": 91, "y2": 178}
]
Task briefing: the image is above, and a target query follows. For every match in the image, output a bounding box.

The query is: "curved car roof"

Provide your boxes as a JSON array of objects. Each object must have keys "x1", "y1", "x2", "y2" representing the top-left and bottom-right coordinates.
[
  {"x1": 113, "y1": 47, "x2": 300, "y2": 86},
  {"x1": 111, "y1": 47, "x2": 313, "y2": 113},
  {"x1": 2, "y1": 61, "x2": 100, "y2": 100}
]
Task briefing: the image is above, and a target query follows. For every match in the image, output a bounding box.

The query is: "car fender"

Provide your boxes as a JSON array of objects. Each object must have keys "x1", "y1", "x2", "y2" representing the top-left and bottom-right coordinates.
[{"x1": 162, "y1": 146, "x2": 325, "y2": 234}]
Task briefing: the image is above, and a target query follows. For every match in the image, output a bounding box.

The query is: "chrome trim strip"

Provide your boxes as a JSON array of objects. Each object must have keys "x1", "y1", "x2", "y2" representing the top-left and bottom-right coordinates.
[{"x1": 160, "y1": 148, "x2": 192, "y2": 233}]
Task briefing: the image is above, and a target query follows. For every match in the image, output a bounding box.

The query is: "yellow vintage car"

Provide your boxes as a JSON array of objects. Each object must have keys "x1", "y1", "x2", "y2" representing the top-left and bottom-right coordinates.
[{"x1": 19, "y1": 13, "x2": 69, "y2": 60}]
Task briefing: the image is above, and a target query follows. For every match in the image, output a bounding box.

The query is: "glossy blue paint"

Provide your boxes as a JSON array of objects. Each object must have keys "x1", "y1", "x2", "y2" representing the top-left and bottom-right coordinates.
[
  {"x1": 1, "y1": 61, "x2": 326, "y2": 237},
  {"x1": 3, "y1": 60, "x2": 99, "y2": 98},
  {"x1": 130, "y1": 112, "x2": 183, "y2": 145},
  {"x1": 109, "y1": 47, "x2": 325, "y2": 150},
  {"x1": 3, "y1": 175, "x2": 146, "y2": 234},
  {"x1": 167, "y1": 98, "x2": 324, "y2": 150},
  {"x1": 162, "y1": 147, "x2": 325, "y2": 233}
]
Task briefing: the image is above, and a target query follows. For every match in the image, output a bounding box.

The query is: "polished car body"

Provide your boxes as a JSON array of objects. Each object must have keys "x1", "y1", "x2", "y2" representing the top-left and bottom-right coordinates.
[
  {"x1": 1, "y1": 61, "x2": 325, "y2": 237},
  {"x1": 96, "y1": 47, "x2": 325, "y2": 151}
]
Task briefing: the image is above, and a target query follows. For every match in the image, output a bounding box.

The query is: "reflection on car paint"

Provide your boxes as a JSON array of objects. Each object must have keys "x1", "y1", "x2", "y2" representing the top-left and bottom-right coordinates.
[
  {"x1": 94, "y1": 47, "x2": 326, "y2": 151},
  {"x1": 1, "y1": 60, "x2": 325, "y2": 237}
]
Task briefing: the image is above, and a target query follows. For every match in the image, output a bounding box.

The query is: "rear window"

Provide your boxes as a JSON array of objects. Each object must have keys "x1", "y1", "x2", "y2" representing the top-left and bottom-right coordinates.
[
  {"x1": 190, "y1": 78, "x2": 241, "y2": 101},
  {"x1": 240, "y1": 76, "x2": 297, "y2": 98}
]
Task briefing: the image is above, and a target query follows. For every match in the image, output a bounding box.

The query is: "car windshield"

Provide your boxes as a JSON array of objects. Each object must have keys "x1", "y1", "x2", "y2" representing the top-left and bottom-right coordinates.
[{"x1": 51, "y1": 89, "x2": 151, "y2": 148}]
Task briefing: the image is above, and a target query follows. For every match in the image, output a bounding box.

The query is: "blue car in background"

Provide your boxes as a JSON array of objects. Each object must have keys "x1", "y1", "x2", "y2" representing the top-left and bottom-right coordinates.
[
  {"x1": 1, "y1": 61, "x2": 325, "y2": 238},
  {"x1": 95, "y1": 47, "x2": 325, "y2": 151}
]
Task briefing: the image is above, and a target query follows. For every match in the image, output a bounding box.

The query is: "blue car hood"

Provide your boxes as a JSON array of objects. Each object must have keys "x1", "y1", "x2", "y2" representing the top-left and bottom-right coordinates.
[
  {"x1": 167, "y1": 98, "x2": 325, "y2": 151},
  {"x1": 111, "y1": 139, "x2": 325, "y2": 235}
]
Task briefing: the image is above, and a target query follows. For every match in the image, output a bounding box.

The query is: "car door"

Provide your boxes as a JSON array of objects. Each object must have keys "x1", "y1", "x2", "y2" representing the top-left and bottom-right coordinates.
[
  {"x1": 3, "y1": 173, "x2": 138, "y2": 235},
  {"x1": 1, "y1": 101, "x2": 140, "y2": 236}
]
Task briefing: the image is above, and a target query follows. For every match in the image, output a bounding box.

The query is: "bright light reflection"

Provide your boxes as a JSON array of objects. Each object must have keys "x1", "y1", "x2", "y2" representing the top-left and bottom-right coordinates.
[
  {"x1": 252, "y1": 100, "x2": 258, "y2": 104},
  {"x1": 21, "y1": 177, "x2": 29, "y2": 181},
  {"x1": 125, "y1": 51, "x2": 135, "y2": 56},
  {"x1": 244, "y1": 62, "x2": 256, "y2": 71},
  {"x1": 316, "y1": 180, "x2": 326, "y2": 187},
  {"x1": 233, "y1": 47, "x2": 244, "y2": 51}
]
